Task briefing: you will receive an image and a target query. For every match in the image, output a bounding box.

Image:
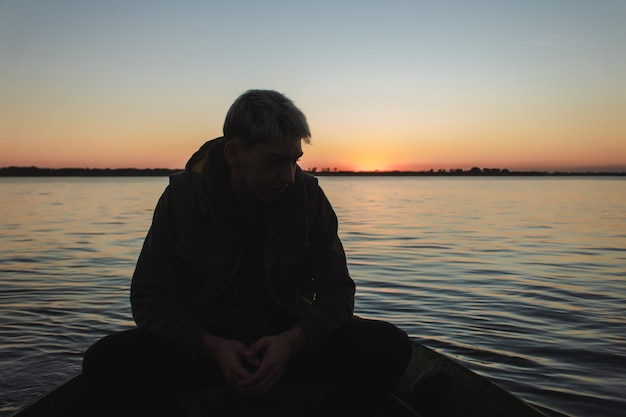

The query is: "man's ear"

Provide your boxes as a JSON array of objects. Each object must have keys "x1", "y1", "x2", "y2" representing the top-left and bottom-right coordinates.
[{"x1": 224, "y1": 139, "x2": 240, "y2": 168}]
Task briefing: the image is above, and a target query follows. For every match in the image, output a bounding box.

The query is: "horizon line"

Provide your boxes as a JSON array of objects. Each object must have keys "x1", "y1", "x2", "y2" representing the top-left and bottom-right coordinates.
[{"x1": 1, "y1": 166, "x2": 625, "y2": 177}]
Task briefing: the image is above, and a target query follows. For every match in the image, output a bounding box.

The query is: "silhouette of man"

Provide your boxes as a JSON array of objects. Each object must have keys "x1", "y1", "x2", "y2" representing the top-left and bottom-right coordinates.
[{"x1": 83, "y1": 89, "x2": 412, "y2": 416}]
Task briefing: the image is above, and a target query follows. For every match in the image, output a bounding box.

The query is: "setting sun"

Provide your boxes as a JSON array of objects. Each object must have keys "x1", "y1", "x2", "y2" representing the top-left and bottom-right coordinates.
[{"x1": 1, "y1": 1, "x2": 625, "y2": 173}]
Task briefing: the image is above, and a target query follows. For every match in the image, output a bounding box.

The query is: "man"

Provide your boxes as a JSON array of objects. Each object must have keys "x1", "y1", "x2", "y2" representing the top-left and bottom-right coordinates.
[{"x1": 83, "y1": 90, "x2": 412, "y2": 416}]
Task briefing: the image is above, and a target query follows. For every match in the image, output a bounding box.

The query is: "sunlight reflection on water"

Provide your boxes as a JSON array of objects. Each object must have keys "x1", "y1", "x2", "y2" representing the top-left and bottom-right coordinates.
[{"x1": 1, "y1": 176, "x2": 625, "y2": 417}]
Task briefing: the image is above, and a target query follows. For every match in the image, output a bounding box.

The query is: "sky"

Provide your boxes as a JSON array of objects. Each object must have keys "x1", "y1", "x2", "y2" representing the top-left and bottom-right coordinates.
[{"x1": 1, "y1": 0, "x2": 625, "y2": 172}]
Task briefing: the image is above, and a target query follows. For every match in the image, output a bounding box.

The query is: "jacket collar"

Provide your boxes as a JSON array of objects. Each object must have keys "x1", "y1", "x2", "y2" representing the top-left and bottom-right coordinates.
[{"x1": 185, "y1": 137, "x2": 307, "y2": 228}]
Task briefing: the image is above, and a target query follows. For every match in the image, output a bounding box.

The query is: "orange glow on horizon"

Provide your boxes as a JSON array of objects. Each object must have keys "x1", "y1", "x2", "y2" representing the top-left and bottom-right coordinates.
[
  {"x1": 1, "y1": 2, "x2": 625, "y2": 175},
  {"x1": 3, "y1": 117, "x2": 626, "y2": 173},
  {"x1": 3, "y1": 143, "x2": 626, "y2": 173}
]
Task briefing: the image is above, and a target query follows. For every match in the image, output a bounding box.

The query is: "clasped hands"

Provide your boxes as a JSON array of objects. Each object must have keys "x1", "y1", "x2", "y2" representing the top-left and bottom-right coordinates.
[{"x1": 202, "y1": 327, "x2": 306, "y2": 396}]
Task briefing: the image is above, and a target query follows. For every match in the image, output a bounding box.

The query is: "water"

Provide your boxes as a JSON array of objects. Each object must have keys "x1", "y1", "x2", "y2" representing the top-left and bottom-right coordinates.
[{"x1": 1, "y1": 176, "x2": 625, "y2": 417}]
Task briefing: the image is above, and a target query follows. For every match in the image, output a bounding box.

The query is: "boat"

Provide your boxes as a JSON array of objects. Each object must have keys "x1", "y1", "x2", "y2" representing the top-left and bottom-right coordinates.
[{"x1": 9, "y1": 341, "x2": 548, "y2": 417}]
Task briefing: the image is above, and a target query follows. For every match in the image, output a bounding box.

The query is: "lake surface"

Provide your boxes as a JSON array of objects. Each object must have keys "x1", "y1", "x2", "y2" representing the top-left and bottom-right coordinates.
[{"x1": 1, "y1": 176, "x2": 625, "y2": 417}]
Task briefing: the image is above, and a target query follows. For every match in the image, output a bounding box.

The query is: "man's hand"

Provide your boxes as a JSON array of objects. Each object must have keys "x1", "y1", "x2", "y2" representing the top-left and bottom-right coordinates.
[
  {"x1": 239, "y1": 327, "x2": 306, "y2": 395},
  {"x1": 202, "y1": 335, "x2": 254, "y2": 388}
]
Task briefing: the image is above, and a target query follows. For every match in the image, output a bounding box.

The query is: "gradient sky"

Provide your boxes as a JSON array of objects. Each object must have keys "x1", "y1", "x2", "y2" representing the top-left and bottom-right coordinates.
[{"x1": 1, "y1": 0, "x2": 625, "y2": 172}]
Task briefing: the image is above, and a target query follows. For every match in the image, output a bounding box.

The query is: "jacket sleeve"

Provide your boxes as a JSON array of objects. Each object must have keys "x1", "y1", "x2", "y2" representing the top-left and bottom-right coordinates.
[
  {"x1": 130, "y1": 186, "x2": 207, "y2": 359},
  {"x1": 297, "y1": 185, "x2": 355, "y2": 347}
]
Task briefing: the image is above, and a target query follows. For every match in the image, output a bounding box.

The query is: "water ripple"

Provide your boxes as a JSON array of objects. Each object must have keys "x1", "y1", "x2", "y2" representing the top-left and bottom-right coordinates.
[{"x1": 1, "y1": 177, "x2": 625, "y2": 417}]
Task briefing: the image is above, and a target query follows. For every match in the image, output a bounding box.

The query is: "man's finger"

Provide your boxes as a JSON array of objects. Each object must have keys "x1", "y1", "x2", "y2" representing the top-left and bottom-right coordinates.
[{"x1": 238, "y1": 360, "x2": 283, "y2": 394}]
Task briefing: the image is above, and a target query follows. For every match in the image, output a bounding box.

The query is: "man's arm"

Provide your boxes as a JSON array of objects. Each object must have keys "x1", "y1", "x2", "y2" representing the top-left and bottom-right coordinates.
[
  {"x1": 130, "y1": 186, "x2": 208, "y2": 359},
  {"x1": 297, "y1": 185, "x2": 356, "y2": 348}
]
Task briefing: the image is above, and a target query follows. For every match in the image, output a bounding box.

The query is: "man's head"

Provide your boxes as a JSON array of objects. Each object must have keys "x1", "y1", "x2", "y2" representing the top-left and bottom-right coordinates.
[
  {"x1": 223, "y1": 89, "x2": 311, "y2": 147},
  {"x1": 222, "y1": 90, "x2": 311, "y2": 209}
]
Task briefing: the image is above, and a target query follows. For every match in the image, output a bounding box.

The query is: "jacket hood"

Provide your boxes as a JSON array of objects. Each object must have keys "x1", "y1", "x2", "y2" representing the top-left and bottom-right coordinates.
[
  {"x1": 186, "y1": 136, "x2": 306, "y2": 198},
  {"x1": 185, "y1": 137, "x2": 223, "y2": 176},
  {"x1": 183, "y1": 137, "x2": 231, "y2": 218},
  {"x1": 183, "y1": 137, "x2": 308, "y2": 221}
]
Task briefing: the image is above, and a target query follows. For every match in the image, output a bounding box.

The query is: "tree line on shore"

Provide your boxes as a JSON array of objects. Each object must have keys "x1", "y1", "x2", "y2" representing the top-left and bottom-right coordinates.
[
  {"x1": 0, "y1": 166, "x2": 624, "y2": 177},
  {"x1": 0, "y1": 167, "x2": 180, "y2": 177}
]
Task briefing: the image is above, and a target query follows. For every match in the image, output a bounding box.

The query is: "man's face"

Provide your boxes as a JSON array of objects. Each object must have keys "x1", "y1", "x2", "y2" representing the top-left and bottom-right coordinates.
[{"x1": 233, "y1": 137, "x2": 303, "y2": 204}]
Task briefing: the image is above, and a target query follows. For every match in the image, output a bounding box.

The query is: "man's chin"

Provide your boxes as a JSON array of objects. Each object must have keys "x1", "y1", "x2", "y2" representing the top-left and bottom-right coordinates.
[{"x1": 261, "y1": 189, "x2": 286, "y2": 202}]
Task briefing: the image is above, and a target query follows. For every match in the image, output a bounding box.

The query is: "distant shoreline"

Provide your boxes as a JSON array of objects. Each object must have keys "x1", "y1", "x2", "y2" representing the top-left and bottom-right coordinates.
[
  {"x1": 0, "y1": 167, "x2": 182, "y2": 177},
  {"x1": 1, "y1": 166, "x2": 625, "y2": 177}
]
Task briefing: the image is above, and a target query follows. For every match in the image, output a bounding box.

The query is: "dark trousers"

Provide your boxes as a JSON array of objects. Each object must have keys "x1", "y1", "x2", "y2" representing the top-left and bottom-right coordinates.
[{"x1": 82, "y1": 317, "x2": 412, "y2": 416}]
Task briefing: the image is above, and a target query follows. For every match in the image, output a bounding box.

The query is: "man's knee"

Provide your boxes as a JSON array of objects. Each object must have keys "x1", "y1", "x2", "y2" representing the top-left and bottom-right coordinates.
[
  {"x1": 82, "y1": 327, "x2": 150, "y2": 384},
  {"x1": 340, "y1": 317, "x2": 410, "y2": 349},
  {"x1": 357, "y1": 318, "x2": 411, "y2": 362},
  {"x1": 83, "y1": 333, "x2": 122, "y2": 384},
  {"x1": 335, "y1": 317, "x2": 412, "y2": 378}
]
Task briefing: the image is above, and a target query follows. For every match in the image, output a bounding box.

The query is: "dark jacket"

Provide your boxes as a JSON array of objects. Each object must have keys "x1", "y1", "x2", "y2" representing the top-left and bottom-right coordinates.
[{"x1": 130, "y1": 137, "x2": 355, "y2": 359}]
